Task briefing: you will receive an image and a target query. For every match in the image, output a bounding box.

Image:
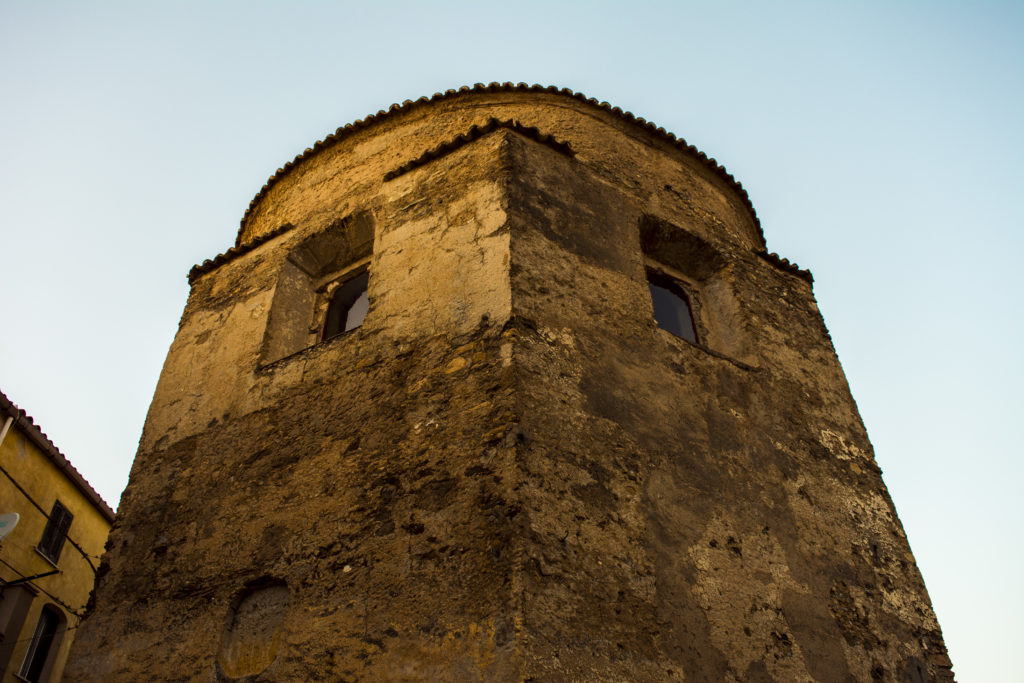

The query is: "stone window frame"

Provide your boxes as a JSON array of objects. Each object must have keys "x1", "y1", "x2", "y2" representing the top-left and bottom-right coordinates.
[
  {"x1": 644, "y1": 259, "x2": 706, "y2": 345},
  {"x1": 312, "y1": 258, "x2": 372, "y2": 342}
]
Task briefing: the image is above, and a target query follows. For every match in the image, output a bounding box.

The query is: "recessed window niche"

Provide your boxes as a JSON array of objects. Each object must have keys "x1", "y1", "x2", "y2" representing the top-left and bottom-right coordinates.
[
  {"x1": 216, "y1": 578, "x2": 290, "y2": 681},
  {"x1": 640, "y1": 215, "x2": 747, "y2": 360},
  {"x1": 260, "y1": 212, "x2": 374, "y2": 365}
]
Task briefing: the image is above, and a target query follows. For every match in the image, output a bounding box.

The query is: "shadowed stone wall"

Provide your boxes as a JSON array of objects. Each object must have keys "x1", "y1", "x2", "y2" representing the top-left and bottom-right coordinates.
[{"x1": 66, "y1": 86, "x2": 952, "y2": 682}]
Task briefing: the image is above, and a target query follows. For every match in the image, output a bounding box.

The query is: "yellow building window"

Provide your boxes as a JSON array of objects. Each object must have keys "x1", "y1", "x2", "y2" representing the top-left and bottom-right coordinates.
[{"x1": 37, "y1": 501, "x2": 73, "y2": 564}]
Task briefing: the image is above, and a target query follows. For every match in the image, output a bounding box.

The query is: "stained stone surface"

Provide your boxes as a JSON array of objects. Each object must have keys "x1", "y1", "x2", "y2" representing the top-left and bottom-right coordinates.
[
  {"x1": 217, "y1": 580, "x2": 290, "y2": 679},
  {"x1": 66, "y1": 87, "x2": 953, "y2": 681}
]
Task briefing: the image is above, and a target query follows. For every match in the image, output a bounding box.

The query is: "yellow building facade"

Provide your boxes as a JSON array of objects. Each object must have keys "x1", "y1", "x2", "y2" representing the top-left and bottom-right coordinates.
[{"x1": 0, "y1": 389, "x2": 113, "y2": 683}]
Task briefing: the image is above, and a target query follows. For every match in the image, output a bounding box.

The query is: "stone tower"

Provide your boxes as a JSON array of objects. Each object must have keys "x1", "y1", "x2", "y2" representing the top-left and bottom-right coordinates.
[{"x1": 67, "y1": 84, "x2": 953, "y2": 681}]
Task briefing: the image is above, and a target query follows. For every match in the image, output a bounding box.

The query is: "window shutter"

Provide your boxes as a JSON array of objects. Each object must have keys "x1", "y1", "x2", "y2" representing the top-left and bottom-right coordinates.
[{"x1": 38, "y1": 501, "x2": 73, "y2": 563}]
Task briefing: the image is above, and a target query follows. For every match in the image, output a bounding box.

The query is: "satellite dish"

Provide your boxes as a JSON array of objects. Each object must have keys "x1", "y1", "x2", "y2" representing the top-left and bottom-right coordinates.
[{"x1": 0, "y1": 512, "x2": 18, "y2": 541}]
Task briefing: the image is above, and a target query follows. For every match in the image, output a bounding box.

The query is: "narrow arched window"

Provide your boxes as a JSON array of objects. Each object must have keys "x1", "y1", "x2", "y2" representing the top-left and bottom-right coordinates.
[
  {"x1": 19, "y1": 605, "x2": 64, "y2": 683},
  {"x1": 647, "y1": 270, "x2": 698, "y2": 343},
  {"x1": 322, "y1": 271, "x2": 369, "y2": 340}
]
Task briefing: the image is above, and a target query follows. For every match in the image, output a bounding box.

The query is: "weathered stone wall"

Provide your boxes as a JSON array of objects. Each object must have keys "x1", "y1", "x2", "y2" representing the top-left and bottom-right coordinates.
[
  {"x1": 502, "y1": 127, "x2": 950, "y2": 680},
  {"x1": 67, "y1": 88, "x2": 952, "y2": 681}
]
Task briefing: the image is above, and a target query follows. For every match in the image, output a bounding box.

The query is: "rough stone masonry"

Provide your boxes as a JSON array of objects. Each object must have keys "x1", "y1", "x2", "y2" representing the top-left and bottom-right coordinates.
[{"x1": 66, "y1": 84, "x2": 954, "y2": 681}]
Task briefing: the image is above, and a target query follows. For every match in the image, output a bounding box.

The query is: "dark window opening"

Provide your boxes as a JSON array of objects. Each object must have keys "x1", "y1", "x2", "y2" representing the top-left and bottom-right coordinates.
[
  {"x1": 648, "y1": 271, "x2": 698, "y2": 343},
  {"x1": 322, "y1": 271, "x2": 369, "y2": 340},
  {"x1": 19, "y1": 606, "x2": 61, "y2": 682},
  {"x1": 37, "y1": 501, "x2": 72, "y2": 564}
]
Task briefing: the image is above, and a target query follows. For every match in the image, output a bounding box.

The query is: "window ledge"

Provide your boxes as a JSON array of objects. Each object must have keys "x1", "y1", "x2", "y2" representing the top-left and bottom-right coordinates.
[
  {"x1": 257, "y1": 324, "x2": 367, "y2": 374},
  {"x1": 658, "y1": 328, "x2": 758, "y2": 372},
  {"x1": 34, "y1": 547, "x2": 60, "y2": 569}
]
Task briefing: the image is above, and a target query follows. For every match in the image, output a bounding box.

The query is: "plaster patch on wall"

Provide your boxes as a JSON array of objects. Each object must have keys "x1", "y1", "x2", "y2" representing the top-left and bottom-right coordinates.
[
  {"x1": 690, "y1": 516, "x2": 815, "y2": 681},
  {"x1": 820, "y1": 429, "x2": 867, "y2": 461}
]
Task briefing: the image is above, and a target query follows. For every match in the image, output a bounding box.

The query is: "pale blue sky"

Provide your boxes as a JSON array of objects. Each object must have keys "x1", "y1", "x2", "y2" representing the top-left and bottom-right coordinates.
[{"x1": 1, "y1": 1, "x2": 1021, "y2": 679}]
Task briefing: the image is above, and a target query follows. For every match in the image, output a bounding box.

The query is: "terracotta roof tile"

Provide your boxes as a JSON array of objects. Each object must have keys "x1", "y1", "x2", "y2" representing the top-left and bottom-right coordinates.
[
  {"x1": 189, "y1": 222, "x2": 295, "y2": 283},
  {"x1": 235, "y1": 83, "x2": 766, "y2": 248},
  {"x1": 760, "y1": 251, "x2": 813, "y2": 282},
  {"x1": 0, "y1": 388, "x2": 116, "y2": 522},
  {"x1": 383, "y1": 117, "x2": 573, "y2": 182}
]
